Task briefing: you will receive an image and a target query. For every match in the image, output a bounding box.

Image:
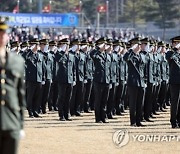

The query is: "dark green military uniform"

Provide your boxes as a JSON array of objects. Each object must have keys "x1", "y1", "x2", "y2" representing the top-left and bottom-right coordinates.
[
  {"x1": 90, "y1": 37, "x2": 111, "y2": 123},
  {"x1": 70, "y1": 40, "x2": 87, "y2": 116},
  {"x1": 48, "y1": 41, "x2": 59, "y2": 111},
  {"x1": 0, "y1": 16, "x2": 26, "y2": 154},
  {"x1": 124, "y1": 38, "x2": 146, "y2": 127},
  {"x1": 25, "y1": 39, "x2": 45, "y2": 118},
  {"x1": 56, "y1": 38, "x2": 76, "y2": 121},
  {"x1": 166, "y1": 36, "x2": 180, "y2": 128}
]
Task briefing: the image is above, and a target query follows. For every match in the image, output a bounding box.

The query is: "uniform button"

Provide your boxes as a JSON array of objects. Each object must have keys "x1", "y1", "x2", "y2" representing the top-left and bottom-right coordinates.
[
  {"x1": 1, "y1": 100, "x2": 5, "y2": 105},
  {"x1": 1, "y1": 79, "x2": 5, "y2": 84},
  {"x1": 2, "y1": 89, "x2": 6, "y2": 95},
  {"x1": 1, "y1": 69, "x2": 5, "y2": 74}
]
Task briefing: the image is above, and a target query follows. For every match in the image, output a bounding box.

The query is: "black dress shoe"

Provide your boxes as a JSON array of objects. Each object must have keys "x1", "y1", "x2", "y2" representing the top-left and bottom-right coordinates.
[
  {"x1": 96, "y1": 120, "x2": 103, "y2": 123},
  {"x1": 65, "y1": 118, "x2": 72, "y2": 121},
  {"x1": 153, "y1": 112, "x2": 160, "y2": 115},
  {"x1": 42, "y1": 110, "x2": 47, "y2": 114},
  {"x1": 107, "y1": 114, "x2": 114, "y2": 119},
  {"x1": 54, "y1": 107, "x2": 58, "y2": 111},
  {"x1": 84, "y1": 110, "x2": 92, "y2": 113},
  {"x1": 136, "y1": 122, "x2": 146, "y2": 127},
  {"x1": 102, "y1": 119, "x2": 109, "y2": 123},
  {"x1": 160, "y1": 108, "x2": 167, "y2": 112},
  {"x1": 59, "y1": 117, "x2": 66, "y2": 121},
  {"x1": 150, "y1": 114, "x2": 157, "y2": 119},
  {"x1": 172, "y1": 124, "x2": 178, "y2": 128},
  {"x1": 33, "y1": 112, "x2": 42, "y2": 118},
  {"x1": 29, "y1": 115, "x2": 34, "y2": 118},
  {"x1": 49, "y1": 107, "x2": 53, "y2": 111},
  {"x1": 75, "y1": 112, "x2": 82, "y2": 117},
  {"x1": 131, "y1": 123, "x2": 137, "y2": 127},
  {"x1": 145, "y1": 118, "x2": 154, "y2": 122}
]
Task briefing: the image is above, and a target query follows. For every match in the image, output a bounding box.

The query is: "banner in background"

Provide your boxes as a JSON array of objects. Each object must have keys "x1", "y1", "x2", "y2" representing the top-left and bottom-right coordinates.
[{"x1": 0, "y1": 12, "x2": 79, "y2": 27}]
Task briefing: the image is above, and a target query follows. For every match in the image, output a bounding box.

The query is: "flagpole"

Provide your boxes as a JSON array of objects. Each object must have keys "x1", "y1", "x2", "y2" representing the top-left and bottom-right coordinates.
[
  {"x1": 106, "y1": 0, "x2": 109, "y2": 28},
  {"x1": 49, "y1": 0, "x2": 52, "y2": 13},
  {"x1": 17, "y1": 0, "x2": 20, "y2": 13}
]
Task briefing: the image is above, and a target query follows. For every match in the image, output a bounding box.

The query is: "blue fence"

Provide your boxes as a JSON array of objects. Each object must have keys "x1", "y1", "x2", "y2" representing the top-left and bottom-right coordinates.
[{"x1": 0, "y1": 12, "x2": 79, "y2": 27}]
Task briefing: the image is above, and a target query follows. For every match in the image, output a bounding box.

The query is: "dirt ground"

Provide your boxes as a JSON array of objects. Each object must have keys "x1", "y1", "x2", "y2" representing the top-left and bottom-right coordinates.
[{"x1": 19, "y1": 107, "x2": 180, "y2": 154}]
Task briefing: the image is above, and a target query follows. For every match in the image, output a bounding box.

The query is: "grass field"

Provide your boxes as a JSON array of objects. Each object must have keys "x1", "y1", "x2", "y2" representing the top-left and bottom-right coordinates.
[{"x1": 19, "y1": 107, "x2": 180, "y2": 154}]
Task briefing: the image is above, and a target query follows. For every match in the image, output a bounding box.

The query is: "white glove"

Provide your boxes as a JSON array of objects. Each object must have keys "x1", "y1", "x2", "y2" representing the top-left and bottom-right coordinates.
[
  {"x1": 42, "y1": 81, "x2": 45, "y2": 85},
  {"x1": 84, "y1": 80, "x2": 87, "y2": 84},
  {"x1": 109, "y1": 84, "x2": 112, "y2": 89},
  {"x1": 19, "y1": 129, "x2": 25, "y2": 139},
  {"x1": 115, "y1": 83, "x2": 119, "y2": 86},
  {"x1": 144, "y1": 83, "x2": 147, "y2": 88},
  {"x1": 50, "y1": 80, "x2": 52, "y2": 83},
  {"x1": 73, "y1": 81, "x2": 76, "y2": 86}
]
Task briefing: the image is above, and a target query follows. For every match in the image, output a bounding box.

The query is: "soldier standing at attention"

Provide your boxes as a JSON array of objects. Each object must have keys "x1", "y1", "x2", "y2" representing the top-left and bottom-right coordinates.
[
  {"x1": 39, "y1": 39, "x2": 53, "y2": 114},
  {"x1": 56, "y1": 38, "x2": 76, "y2": 121},
  {"x1": 70, "y1": 39, "x2": 87, "y2": 117},
  {"x1": 48, "y1": 41, "x2": 59, "y2": 111},
  {"x1": 0, "y1": 16, "x2": 26, "y2": 154},
  {"x1": 124, "y1": 38, "x2": 146, "y2": 127},
  {"x1": 25, "y1": 39, "x2": 45, "y2": 118},
  {"x1": 90, "y1": 37, "x2": 111, "y2": 123},
  {"x1": 166, "y1": 36, "x2": 180, "y2": 128},
  {"x1": 106, "y1": 38, "x2": 119, "y2": 119}
]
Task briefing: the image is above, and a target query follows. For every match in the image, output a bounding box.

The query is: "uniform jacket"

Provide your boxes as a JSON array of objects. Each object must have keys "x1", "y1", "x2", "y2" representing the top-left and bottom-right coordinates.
[
  {"x1": 124, "y1": 49, "x2": 146, "y2": 87},
  {"x1": 166, "y1": 50, "x2": 180, "y2": 84},
  {"x1": 0, "y1": 52, "x2": 26, "y2": 131},
  {"x1": 25, "y1": 50, "x2": 45, "y2": 83},
  {"x1": 55, "y1": 50, "x2": 76, "y2": 84},
  {"x1": 74, "y1": 51, "x2": 88, "y2": 82},
  {"x1": 90, "y1": 49, "x2": 111, "y2": 84}
]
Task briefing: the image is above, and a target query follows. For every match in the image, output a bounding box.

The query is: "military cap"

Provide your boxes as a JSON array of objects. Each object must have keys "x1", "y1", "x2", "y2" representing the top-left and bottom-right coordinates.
[
  {"x1": 39, "y1": 39, "x2": 49, "y2": 45},
  {"x1": 0, "y1": 16, "x2": 9, "y2": 31},
  {"x1": 170, "y1": 36, "x2": 180, "y2": 43},
  {"x1": 49, "y1": 40, "x2": 57, "y2": 46},
  {"x1": 11, "y1": 41, "x2": 20, "y2": 48},
  {"x1": 80, "y1": 39, "x2": 89, "y2": 45},
  {"x1": 88, "y1": 41, "x2": 95, "y2": 47},
  {"x1": 106, "y1": 38, "x2": 113, "y2": 45},
  {"x1": 149, "y1": 39, "x2": 155, "y2": 46},
  {"x1": 70, "y1": 39, "x2": 80, "y2": 46},
  {"x1": 158, "y1": 41, "x2": 166, "y2": 47},
  {"x1": 125, "y1": 42, "x2": 131, "y2": 49},
  {"x1": 95, "y1": 37, "x2": 106, "y2": 45},
  {"x1": 141, "y1": 38, "x2": 149, "y2": 44},
  {"x1": 20, "y1": 41, "x2": 29, "y2": 48},
  {"x1": 29, "y1": 38, "x2": 39, "y2": 45},
  {"x1": 113, "y1": 40, "x2": 122, "y2": 46},
  {"x1": 121, "y1": 42, "x2": 126, "y2": 48},
  {"x1": 129, "y1": 37, "x2": 141, "y2": 45},
  {"x1": 166, "y1": 43, "x2": 171, "y2": 49},
  {"x1": 58, "y1": 38, "x2": 70, "y2": 45}
]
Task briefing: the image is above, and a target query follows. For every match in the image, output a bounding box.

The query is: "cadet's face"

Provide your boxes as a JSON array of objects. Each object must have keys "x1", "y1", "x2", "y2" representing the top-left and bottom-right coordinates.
[
  {"x1": 141, "y1": 43, "x2": 146, "y2": 50},
  {"x1": 0, "y1": 31, "x2": 9, "y2": 47}
]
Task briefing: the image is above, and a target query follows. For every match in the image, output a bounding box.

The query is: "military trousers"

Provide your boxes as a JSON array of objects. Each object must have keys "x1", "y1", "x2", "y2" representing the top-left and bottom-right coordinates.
[
  {"x1": 82, "y1": 79, "x2": 93, "y2": 112},
  {"x1": 26, "y1": 81, "x2": 42, "y2": 115},
  {"x1": 115, "y1": 81, "x2": 125, "y2": 114},
  {"x1": 70, "y1": 81, "x2": 84, "y2": 115},
  {"x1": 94, "y1": 82, "x2": 110, "y2": 122},
  {"x1": 41, "y1": 80, "x2": 51, "y2": 112},
  {"x1": 106, "y1": 83, "x2": 117, "y2": 117},
  {"x1": 144, "y1": 83, "x2": 155, "y2": 119},
  {"x1": 0, "y1": 130, "x2": 20, "y2": 154},
  {"x1": 170, "y1": 84, "x2": 180, "y2": 125},
  {"x1": 58, "y1": 83, "x2": 73, "y2": 119},
  {"x1": 48, "y1": 81, "x2": 59, "y2": 110},
  {"x1": 128, "y1": 86, "x2": 145, "y2": 125}
]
